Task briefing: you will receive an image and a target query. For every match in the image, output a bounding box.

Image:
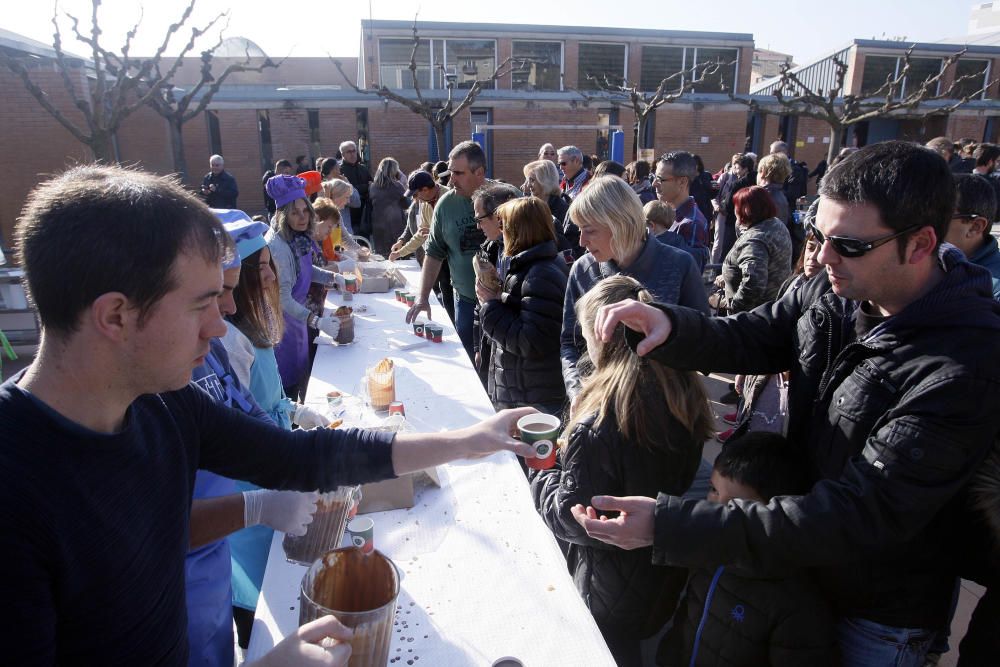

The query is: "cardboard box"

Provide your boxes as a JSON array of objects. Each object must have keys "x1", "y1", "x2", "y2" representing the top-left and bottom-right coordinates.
[{"x1": 358, "y1": 468, "x2": 440, "y2": 513}]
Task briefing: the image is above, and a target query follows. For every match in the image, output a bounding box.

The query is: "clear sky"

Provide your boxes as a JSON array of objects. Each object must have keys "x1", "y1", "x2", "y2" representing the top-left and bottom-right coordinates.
[{"x1": 3, "y1": 0, "x2": 975, "y2": 68}]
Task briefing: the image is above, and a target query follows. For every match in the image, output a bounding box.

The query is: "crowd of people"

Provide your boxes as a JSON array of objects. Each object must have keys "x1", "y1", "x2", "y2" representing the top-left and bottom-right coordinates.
[{"x1": 1, "y1": 128, "x2": 999, "y2": 667}]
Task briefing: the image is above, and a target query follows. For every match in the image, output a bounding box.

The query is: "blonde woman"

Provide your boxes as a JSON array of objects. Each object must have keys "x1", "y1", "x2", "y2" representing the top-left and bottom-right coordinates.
[
  {"x1": 560, "y1": 176, "x2": 708, "y2": 400},
  {"x1": 523, "y1": 159, "x2": 569, "y2": 224},
  {"x1": 314, "y1": 190, "x2": 365, "y2": 259},
  {"x1": 532, "y1": 275, "x2": 713, "y2": 666},
  {"x1": 368, "y1": 157, "x2": 407, "y2": 255}
]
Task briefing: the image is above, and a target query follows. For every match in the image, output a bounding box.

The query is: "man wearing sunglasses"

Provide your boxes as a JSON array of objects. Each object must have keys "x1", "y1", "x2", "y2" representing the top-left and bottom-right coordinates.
[
  {"x1": 946, "y1": 174, "x2": 1000, "y2": 300},
  {"x1": 570, "y1": 140, "x2": 1000, "y2": 665}
]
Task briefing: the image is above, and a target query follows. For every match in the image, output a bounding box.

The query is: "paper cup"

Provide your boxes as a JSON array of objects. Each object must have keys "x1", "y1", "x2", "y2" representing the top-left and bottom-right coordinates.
[
  {"x1": 347, "y1": 516, "x2": 375, "y2": 554},
  {"x1": 412, "y1": 320, "x2": 426, "y2": 337},
  {"x1": 517, "y1": 413, "x2": 560, "y2": 470},
  {"x1": 326, "y1": 390, "x2": 343, "y2": 410}
]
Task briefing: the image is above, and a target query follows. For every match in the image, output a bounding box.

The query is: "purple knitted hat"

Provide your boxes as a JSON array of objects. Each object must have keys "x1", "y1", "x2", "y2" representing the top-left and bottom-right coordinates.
[{"x1": 266, "y1": 174, "x2": 307, "y2": 208}]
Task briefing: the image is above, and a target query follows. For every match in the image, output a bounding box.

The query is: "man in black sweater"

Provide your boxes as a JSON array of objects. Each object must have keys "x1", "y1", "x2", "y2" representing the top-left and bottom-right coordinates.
[{"x1": 0, "y1": 165, "x2": 535, "y2": 666}]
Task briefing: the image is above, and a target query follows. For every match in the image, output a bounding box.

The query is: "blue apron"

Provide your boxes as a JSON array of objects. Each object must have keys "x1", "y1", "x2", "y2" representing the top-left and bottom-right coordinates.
[
  {"x1": 231, "y1": 345, "x2": 293, "y2": 611},
  {"x1": 187, "y1": 347, "x2": 264, "y2": 666}
]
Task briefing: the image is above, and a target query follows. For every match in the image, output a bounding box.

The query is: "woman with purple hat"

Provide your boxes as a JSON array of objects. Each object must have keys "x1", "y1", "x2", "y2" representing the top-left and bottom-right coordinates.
[{"x1": 265, "y1": 174, "x2": 345, "y2": 399}]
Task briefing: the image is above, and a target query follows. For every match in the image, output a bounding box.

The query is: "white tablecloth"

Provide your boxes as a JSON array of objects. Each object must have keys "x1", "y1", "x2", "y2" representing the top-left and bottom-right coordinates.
[{"x1": 246, "y1": 261, "x2": 615, "y2": 666}]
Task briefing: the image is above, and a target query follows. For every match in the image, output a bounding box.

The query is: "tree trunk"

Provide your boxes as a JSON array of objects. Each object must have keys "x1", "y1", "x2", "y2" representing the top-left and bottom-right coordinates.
[
  {"x1": 825, "y1": 124, "x2": 843, "y2": 164},
  {"x1": 433, "y1": 123, "x2": 449, "y2": 162},
  {"x1": 89, "y1": 130, "x2": 118, "y2": 164},
  {"x1": 168, "y1": 117, "x2": 189, "y2": 182},
  {"x1": 633, "y1": 114, "x2": 644, "y2": 162}
]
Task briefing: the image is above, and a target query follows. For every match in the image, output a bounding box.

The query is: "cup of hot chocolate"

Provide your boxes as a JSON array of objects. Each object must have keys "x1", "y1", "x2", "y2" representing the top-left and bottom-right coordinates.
[{"x1": 516, "y1": 413, "x2": 561, "y2": 470}]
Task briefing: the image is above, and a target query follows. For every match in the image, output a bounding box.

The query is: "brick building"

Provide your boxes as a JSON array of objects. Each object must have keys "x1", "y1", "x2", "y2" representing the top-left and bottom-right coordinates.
[
  {"x1": 749, "y1": 39, "x2": 1000, "y2": 187},
  {"x1": 0, "y1": 21, "x2": 756, "y2": 245},
  {"x1": 3, "y1": 23, "x2": 1000, "y2": 246}
]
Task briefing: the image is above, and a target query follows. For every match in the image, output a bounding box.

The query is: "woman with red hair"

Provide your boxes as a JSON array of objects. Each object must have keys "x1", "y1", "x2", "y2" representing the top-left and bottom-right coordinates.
[{"x1": 715, "y1": 185, "x2": 793, "y2": 313}]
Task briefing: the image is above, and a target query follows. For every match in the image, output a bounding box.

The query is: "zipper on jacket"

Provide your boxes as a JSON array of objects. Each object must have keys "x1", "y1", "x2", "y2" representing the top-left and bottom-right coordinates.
[{"x1": 688, "y1": 565, "x2": 725, "y2": 667}]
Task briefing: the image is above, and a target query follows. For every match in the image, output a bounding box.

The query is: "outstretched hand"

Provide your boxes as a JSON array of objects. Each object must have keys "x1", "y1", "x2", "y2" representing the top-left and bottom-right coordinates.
[
  {"x1": 570, "y1": 495, "x2": 656, "y2": 550},
  {"x1": 592, "y1": 299, "x2": 672, "y2": 356}
]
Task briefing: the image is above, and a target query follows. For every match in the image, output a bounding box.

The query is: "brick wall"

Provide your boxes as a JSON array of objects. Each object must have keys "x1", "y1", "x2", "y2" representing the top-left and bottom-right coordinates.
[
  {"x1": 652, "y1": 104, "x2": 747, "y2": 176},
  {"x1": 318, "y1": 108, "x2": 362, "y2": 158},
  {"x1": 368, "y1": 104, "x2": 433, "y2": 175},
  {"x1": 116, "y1": 103, "x2": 173, "y2": 176},
  {"x1": 948, "y1": 114, "x2": 989, "y2": 143},
  {"x1": 215, "y1": 109, "x2": 266, "y2": 215},
  {"x1": 0, "y1": 62, "x2": 92, "y2": 246}
]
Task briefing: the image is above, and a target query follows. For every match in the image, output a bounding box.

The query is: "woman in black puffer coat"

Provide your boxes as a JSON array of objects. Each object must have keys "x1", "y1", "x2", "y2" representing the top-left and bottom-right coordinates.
[
  {"x1": 476, "y1": 196, "x2": 569, "y2": 414},
  {"x1": 529, "y1": 275, "x2": 714, "y2": 666}
]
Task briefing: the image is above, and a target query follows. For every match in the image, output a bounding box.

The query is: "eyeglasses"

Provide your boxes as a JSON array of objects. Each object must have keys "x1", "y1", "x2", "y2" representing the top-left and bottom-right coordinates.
[
  {"x1": 951, "y1": 213, "x2": 982, "y2": 222},
  {"x1": 807, "y1": 221, "x2": 921, "y2": 258},
  {"x1": 558, "y1": 161, "x2": 568, "y2": 167},
  {"x1": 475, "y1": 210, "x2": 495, "y2": 222},
  {"x1": 652, "y1": 173, "x2": 676, "y2": 184}
]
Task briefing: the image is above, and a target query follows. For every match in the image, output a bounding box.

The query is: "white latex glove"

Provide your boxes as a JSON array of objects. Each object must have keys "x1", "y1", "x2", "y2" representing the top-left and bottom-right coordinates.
[
  {"x1": 247, "y1": 615, "x2": 353, "y2": 667},
  {"x1": 317, "y1": 315, "x2": 341, "y2": 339},
  {"x1": 327, "y1": 273, "x2": 346, "y2": 290},
  {"x1": 243, "y1": 489, "x2": 320, "y2": 536},
  {"x1": 294, "y1": 403, "x2": 329, "y2": 430}
]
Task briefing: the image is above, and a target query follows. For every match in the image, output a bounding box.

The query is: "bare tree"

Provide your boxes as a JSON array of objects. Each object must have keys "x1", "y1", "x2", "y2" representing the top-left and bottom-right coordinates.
[
  {"x1": 735, "y1": 47, "x2": 995, "y2": 163},
  {"x1": 332, "y1": 20, "x2": 530, "y2": 159},
  {"x1": 0, "y1": 0, "x2": 237, "y2": 165},
  {"x1": 575, "y1": 60, "x2": 731, "y2": 162},
  {"x1": 138, "y1": 22, "x2": 281, "y2": 179}
]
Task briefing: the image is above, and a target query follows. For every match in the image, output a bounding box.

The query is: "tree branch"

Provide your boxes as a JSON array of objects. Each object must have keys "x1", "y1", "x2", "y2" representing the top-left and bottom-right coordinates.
[{"x1": 0, "y1": 51, "x2": 91, "y2": 145}]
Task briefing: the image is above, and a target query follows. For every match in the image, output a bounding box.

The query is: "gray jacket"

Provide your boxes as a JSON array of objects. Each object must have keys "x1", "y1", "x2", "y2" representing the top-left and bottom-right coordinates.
[
  {"x1": 721, "y1": 217, "x2": 792, "y2": 313},
  {"x1": 560, "y1": 234, "x2": 709, "y2": 398},
  {"x1": 266, "y1": 229, "x2": 336, "y2": 323}
]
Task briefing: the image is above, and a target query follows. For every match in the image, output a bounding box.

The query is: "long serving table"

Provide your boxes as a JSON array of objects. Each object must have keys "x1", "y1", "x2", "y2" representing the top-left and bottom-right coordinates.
[{"x1": 246, "y1": 260, "x2": 616, "y2": 666}]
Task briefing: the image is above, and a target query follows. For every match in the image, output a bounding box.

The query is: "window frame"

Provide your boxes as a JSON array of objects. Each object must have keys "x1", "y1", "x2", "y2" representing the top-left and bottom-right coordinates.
[
  {"x1": 510, "y1": 39, "x2": 565, "y2": 92},
  {"x1": 577, "y1": 41, "x2": 629, "y2": 90}
]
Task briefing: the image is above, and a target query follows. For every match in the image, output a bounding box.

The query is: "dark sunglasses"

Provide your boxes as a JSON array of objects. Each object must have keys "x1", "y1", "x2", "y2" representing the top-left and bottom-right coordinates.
[
  {"x1": 807, "y1": 221, "x2": 921, "y2": 258},
  {"x1": 951, "y1": 213, "x2": 982, "y2": 222}
]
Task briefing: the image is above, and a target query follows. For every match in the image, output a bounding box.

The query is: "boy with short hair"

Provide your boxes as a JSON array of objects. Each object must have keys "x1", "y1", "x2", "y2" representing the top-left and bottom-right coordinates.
[{"x1": 660, "y1": 432, "x2": 838, "y2": 666}]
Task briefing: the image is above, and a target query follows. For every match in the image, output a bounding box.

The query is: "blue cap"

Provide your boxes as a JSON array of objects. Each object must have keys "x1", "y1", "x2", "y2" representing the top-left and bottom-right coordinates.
[{"x1": 212, "y1": 209, "x2": 270, "y2": 269}]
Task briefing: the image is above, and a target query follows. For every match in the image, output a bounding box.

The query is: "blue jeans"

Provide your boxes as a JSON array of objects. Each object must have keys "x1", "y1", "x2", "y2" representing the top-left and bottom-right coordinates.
[
  {"x1": 837, "y1": 617, "x2": 934, "y2": 667},
  {"x1": 453, "y1": 293, "x2": 475, "y2": 362}
]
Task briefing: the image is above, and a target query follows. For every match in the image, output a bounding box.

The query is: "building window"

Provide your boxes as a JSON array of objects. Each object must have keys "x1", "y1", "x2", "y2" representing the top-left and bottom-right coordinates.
[
  {"x1": 692, "y1": 47, "x2": 739, "y2": 94},
  {"x1": 953, "y1": 59, "x2": 990, "y2": 100},
  {"x1": 640, "y1": 46, "x2": 685, "y2": 92},
  {"x1": 639, "y1": 46, "x2": 738, "y2": 93},
  {"x1": 445, "y1": 39, "x2": 496, "y2": 89},
  {"x1": 206, "y1": 110, "x2": 222, "y2": 156},
  {"x1": 378, "y1": 38, "x2": 433, "y2": 89},
  {"x1": 512, "y1": 41, "x2": 562, "y2": 91},
  {"x1": 257, "y1": 110, "x2": 273, "y2": 172},
  {"x1": 860, "y1": 56, "x2": 899, "y2": 96},
  {"x1": 903, "y1": 58, "x2": 943, "y2": 96},
  {"x1": 860, "y1": 54, "x2": 942, "y2": 97},
  {"x1": 579, "y1": 43, "x2": 627, "y2": 90},
  {"x1": 377, "y1": 38, "x2": 497, "y2": 90}
]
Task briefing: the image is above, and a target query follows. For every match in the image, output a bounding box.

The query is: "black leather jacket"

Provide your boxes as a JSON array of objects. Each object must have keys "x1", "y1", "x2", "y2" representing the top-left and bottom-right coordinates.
[
  {"x1": 480, "y1": 240, "x2": 567, "y2": 410},
  {"x1": 641, "y1": 247, "x2": 1000, "y2": 629}
]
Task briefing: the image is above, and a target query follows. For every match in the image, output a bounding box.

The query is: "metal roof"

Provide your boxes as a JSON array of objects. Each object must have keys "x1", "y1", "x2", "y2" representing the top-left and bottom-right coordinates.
[{"x1": 361, "y1": 19, "x2": 753, "y2": 43}]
